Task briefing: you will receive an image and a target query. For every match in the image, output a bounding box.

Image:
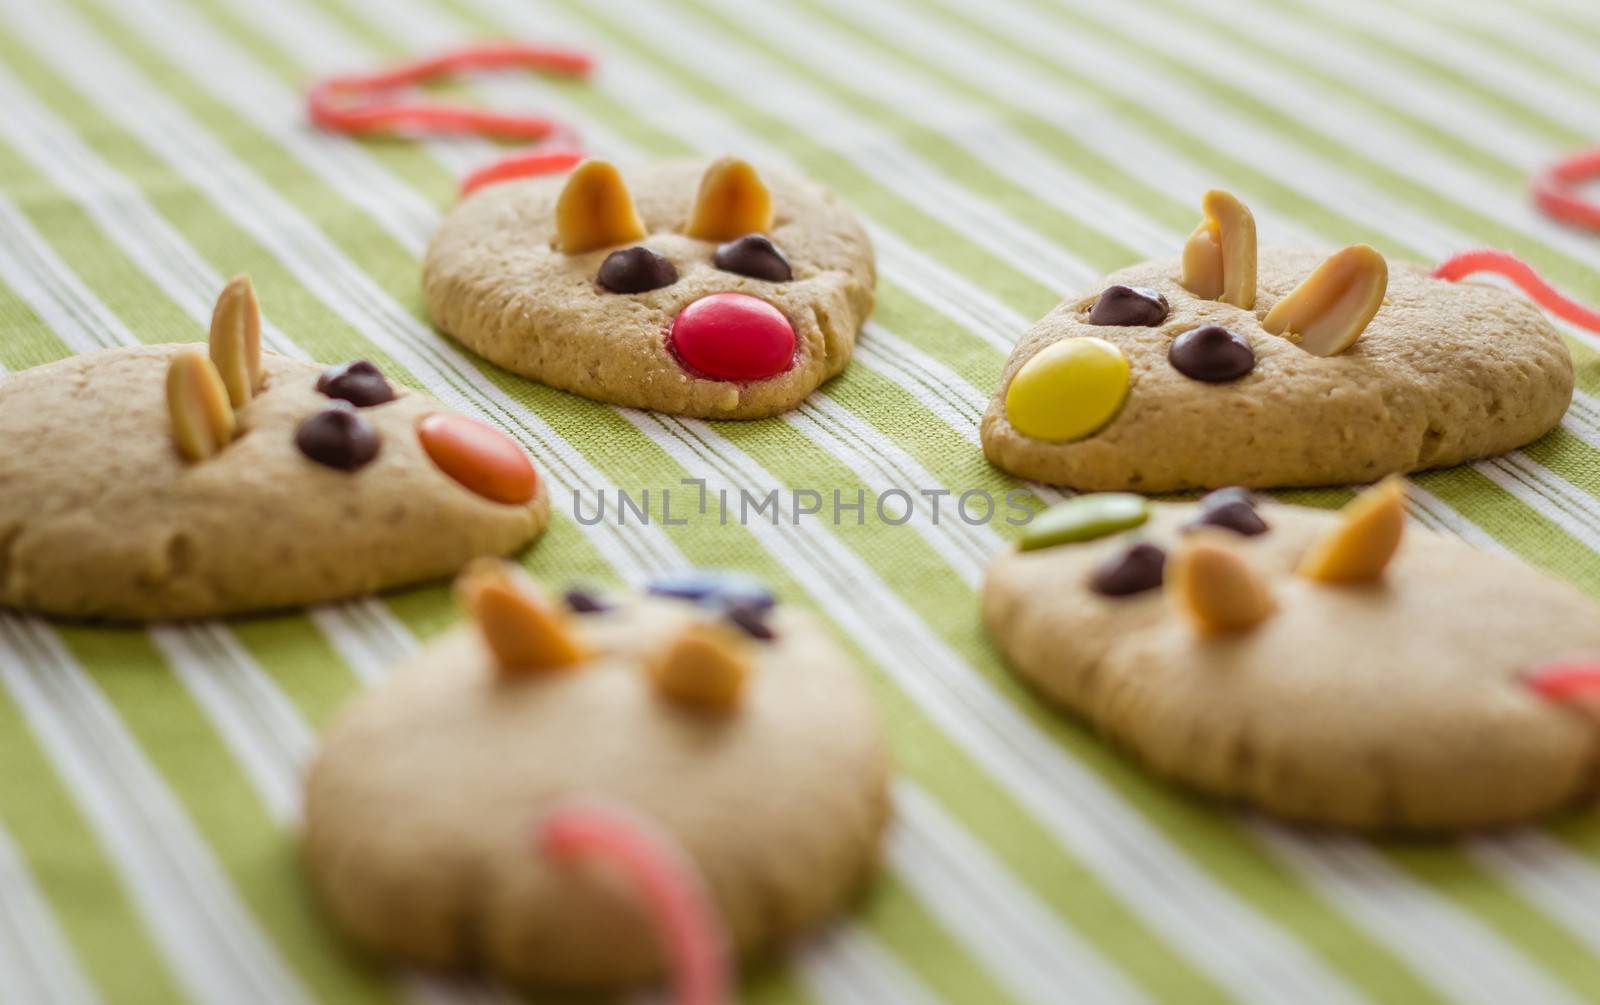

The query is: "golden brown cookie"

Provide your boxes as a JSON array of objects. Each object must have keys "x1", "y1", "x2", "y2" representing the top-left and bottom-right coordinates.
[
  {"x1": 424, "y1": 157, "x2": 876, "y2": 418},
  {"x1": 0, "y1": 279, "x2": 548, "y2": 621},
  {"x1": 983, "y1": 484, "x2": 1600, "y2": 831},
  {"x1": 981, "y1": 192, "x2": 1572, "y2": 491},
  {"x1": 302, "y1": 566, "x2": 890, "y2": 991}
]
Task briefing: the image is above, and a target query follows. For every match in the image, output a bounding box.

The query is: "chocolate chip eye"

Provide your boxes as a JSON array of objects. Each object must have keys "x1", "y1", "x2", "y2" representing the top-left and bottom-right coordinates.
[
  {"x1": 563, "y1": 588, "x2": 610, "y2": 614},
  {"x1": 317, "y1": 359, "x2": 394, "y2": 407},
  {"x1": 712, "y1": 234, "x2": 792, "y2": 282},
  {"x1": 1169, "y1": 325, "x2": 1255, "y2": 382},
  {"x1": 1185, "y1": 487, "x2": 1269, "y2": 537},
  {"x1": 1088, "y1": 285, "x2": 1168, "y2": 326},
  {"x1": 597, "y1": 246, "x2": 679, "y2": 294},
  {"x1": 295, "y1": 403, "x2": 380, "y2": 471},
  {"x1": 1089, "y1": 542, "x2": 1166, "y2": 596},
  {"x1": 723, "y1": 599, "x2": 776, "y2": 640}
]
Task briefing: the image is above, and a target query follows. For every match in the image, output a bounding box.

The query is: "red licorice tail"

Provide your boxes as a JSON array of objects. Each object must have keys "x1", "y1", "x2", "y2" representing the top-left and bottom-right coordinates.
[
  {"x1": 1526, "y1": 661, "x2": 1600, "y2": 703},
  {"x1": 1431, "y1": 249, "x2": 1600, "y2": 335},
  {"x1": 1533, "y1": 149, "x2": 1600, "y2": 232},
  {"x1": 460, "y1": 150, "x2": 586, "y2": 197},
  {"x1": 536, "y1": 802, "x2": 730, "y2": 1005},
  {"x1": 305, "y1": 42, "x2": 593, "y2": 194}
]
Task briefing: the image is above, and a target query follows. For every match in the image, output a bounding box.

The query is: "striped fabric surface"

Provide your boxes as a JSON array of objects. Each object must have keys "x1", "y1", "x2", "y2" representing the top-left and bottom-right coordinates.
[{"x1": 2, "y1": 0, "x2": 1600, "y2": 1002}]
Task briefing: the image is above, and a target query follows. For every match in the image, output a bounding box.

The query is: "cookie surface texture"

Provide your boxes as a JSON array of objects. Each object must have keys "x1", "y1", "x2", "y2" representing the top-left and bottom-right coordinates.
[
  {"x1": 423, "y1": 158, "x2": 876, "y2": 418},
  {"x1": 0, "y1": 346, "x2": 548, "y2": 620},
  {"x1": 302, "y1": 588, "x2": 890, "y2": 990},
  {"x1": 981, "y1": 249, "x2": 1573, "y2": 491},
  {"x1": 983, "y1": 496, "x2": 1600, "y2": 830}
]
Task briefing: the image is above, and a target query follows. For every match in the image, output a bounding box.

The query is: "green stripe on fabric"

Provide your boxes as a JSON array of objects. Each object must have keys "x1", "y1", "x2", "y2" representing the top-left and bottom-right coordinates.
[
  {"x1": 0, "y1": 138, "x2": 198, "y2": 345},
  {"x1": 1384, "y1": 843, "x2": 1600, "y2": 1004},
  {"x1": 0, "y1": 279, "x2": 70, "y2": 371},
  {"x1": 1417, "y1": 466, "x2": 1600, "y2": 597},
  {"x1": 56, "y1": 626, "x2": 402, "y2": 1005},
  {"x1": 868, "y1": 685, "x2": 1233, "y2": 1004},
  {"x1": 858, "y1": 876, "x2": 1028, "y2": 1005},
  {"x1": 227, "y1": 615, "x2": 367, "y2": 730},
  {"x1": 0, "y1": 676, "x2": 187, "y2": 1005},
  {"x1": 672, "y1": 0, "x2": 1150, "y2": 279},
  {"x1": 0, "y1": 25, "x2": 411, "y2": 381},
  {"x1": 1257, "y1": 0, "x2": 1590, "y2": 147},
  {"x1": 926, "y1": 0, "x2": 1600, "y2": 302},
  {"x1": 180, "y1": 0, "x2": 459, "y2": 204}
]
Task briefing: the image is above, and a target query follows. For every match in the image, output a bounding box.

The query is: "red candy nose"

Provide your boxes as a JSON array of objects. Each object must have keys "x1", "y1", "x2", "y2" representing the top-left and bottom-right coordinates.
[{"x1": 668, "y1": 293, "x2": 796, "y2": 382}]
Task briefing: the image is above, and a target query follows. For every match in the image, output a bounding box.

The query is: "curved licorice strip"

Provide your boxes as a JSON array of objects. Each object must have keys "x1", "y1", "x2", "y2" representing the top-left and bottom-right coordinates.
[
  {"x1": 1532, "y1": 149, "x2": 1600, "y2": 233},
  {"x1": 536, "y1": 801, "x2": 730, "y2": 1005},
  {"x1": 307, "y1": 43, "x2": 592, "y2": 194},
  {"x1": 1432, "y1": 249, "x2": 1600, "y2": 335}
]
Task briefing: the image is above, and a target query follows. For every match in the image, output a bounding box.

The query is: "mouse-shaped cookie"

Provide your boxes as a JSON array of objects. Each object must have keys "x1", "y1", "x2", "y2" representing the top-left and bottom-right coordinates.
[
  {"x1": 302, "y1": 564, "x2": 889, "y2": 992},
  {"x1": 0, "y1": 277, "x2": 549, "y2": 620},
  {"x1": 424, "y1": 157, "x2": 875, "y2": 418},
  {"x1": 981, "y1": 190, "x2": 1573, "y2": 491},
  {"x1": 983, "y1": 480, "x2": 1600, "y2": 830}
]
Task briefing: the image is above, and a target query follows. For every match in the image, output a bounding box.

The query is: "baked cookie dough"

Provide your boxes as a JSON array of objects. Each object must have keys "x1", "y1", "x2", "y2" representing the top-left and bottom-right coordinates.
[
  {"x1": 302, "y1": 565, "x2": 890, "y2": 991},
  {"x1": 0, "y1": 278, "x2": 548, "y2": 621},
  {"x1": 981, "y1": 191, "x2": 1573, "y2": 491},
  {"x1": 424, "y1": 156, "x2": 876, "y2": 418},
  {"x1": 983, "y1": 482, "x2": 1600, "y2": 831}
]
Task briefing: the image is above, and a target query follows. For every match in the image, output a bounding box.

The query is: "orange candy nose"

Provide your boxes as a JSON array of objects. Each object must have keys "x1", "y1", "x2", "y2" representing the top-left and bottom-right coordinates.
[{"x1": 418, "y1": 413, "x2": 539, "y2": 504}]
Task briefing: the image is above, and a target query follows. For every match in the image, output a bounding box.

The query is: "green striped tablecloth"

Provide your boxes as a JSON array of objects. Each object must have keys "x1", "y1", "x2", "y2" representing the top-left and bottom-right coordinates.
[{"x1": 2, "y1": 0, "x2": 1600, "y2": 1001}]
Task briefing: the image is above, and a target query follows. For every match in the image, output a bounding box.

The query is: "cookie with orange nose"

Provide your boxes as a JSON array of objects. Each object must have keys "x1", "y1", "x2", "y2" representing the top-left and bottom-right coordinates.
[
  {"x1": 981, "y1": 190, "x2": 1573, "y2": 491},
  {"x1": 302, "y1": 563, "x2": 889, "y2": 994},
  {"x1": 423, "y1": 157, "x2": 875, "y2": 418},
  {"x1": 0, "y1": 277, "x2": 549, "y2": 620},
  {"x1": 983, "y1": 480, "x2": 1600, "y2": 830}
]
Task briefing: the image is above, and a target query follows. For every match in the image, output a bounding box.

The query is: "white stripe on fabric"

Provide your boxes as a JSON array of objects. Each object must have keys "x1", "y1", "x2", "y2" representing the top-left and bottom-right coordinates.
[
  {"x1": 0, "y1": 616, "x2": 315, "y2": 1005},
  {"x1": 797, "y1": 926, "x2": 947, "y2": 1005},
  {"x1": 891, "y1": 783, "x2": 1153, "y2": 1005},
  {"x1": 0, "y1": 821, "x2": 103, "y2": 1005},
  {"x1": 1254, "y1": 823, "x2": 1583, "y2": 1005}
]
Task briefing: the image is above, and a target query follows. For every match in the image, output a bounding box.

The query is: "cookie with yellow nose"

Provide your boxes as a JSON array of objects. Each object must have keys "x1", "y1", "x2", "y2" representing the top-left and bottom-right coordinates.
[
  {"x1": 302, "y1": 562, "x2": 890, "y2": 993},
  {"x1": 424, "y1": 156, "x2": 875, "y2": 418},
  {"x1": 981, "y1": 189, "x2": 1573, "y2": 491}
]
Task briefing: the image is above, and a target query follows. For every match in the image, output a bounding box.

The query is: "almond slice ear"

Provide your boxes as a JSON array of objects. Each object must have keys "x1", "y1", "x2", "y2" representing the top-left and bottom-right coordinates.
[
  {"x1": 648, "y1": 620, "x2": 750, "y2": 713},
  {"x1": 685, "y1": 157, "x2": 773, "y2": 242},
  {"x1": 1170, "y1": 536, "x2": 1275, "y2": 634},
  {"x1": 1299, "y1": 477, "x2": 1407, "y2": 583},
  {"x1": 167, "y1": 351, "x2": 236, "y2": 461},
  {"x1": 209, "y1": 275, "x2": 261, "y2": 408},
  {"x1": 1181, "y1": 190, "x2": 1256, "y2": 309},
  {"x1": 458, "y1": 560, "x2": 589, "y2": 673},
  {"x1": 555, "y1": 159, "x2": 647, "y2": 254},
  {"x1": 1181, "y1": 223, "x2": 1223, "y2": 301},
  {"x1": 1263, "y1": 245, "x2": 1387, "y2": 357}
]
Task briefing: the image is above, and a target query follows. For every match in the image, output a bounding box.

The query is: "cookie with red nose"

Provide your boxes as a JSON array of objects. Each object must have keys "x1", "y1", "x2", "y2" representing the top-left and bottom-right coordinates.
[
  {"x1": 0, "y1": 277, "x2": 549, "y2": 621},
  {"x1": 423, "y1": 156, "x2": 875, "y2": 419}
]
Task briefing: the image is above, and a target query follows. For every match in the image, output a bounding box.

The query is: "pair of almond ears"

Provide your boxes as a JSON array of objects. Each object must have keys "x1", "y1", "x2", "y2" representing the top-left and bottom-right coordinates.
[
  {"x1": 1181, "y1": 189, "x2": 1389, "y2": 358},
  {"x1": 460, "y1": 561, "x2": 753, "y2": 714},
  {"x1": 1173, "y1": 478, "x2": 1407, "y2": 635},
  {"x1": 555, "y1": 155, "x2": 775, "y2": 255},
  {"x1": 167, "y1": 276, "x2": 263, "y2": 462}
]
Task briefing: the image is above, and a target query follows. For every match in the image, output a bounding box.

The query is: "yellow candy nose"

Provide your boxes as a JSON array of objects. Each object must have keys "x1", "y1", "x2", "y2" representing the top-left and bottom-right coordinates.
[{"x1": 1004, "y1": 337, "x2": 1130, "y2": 442}]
